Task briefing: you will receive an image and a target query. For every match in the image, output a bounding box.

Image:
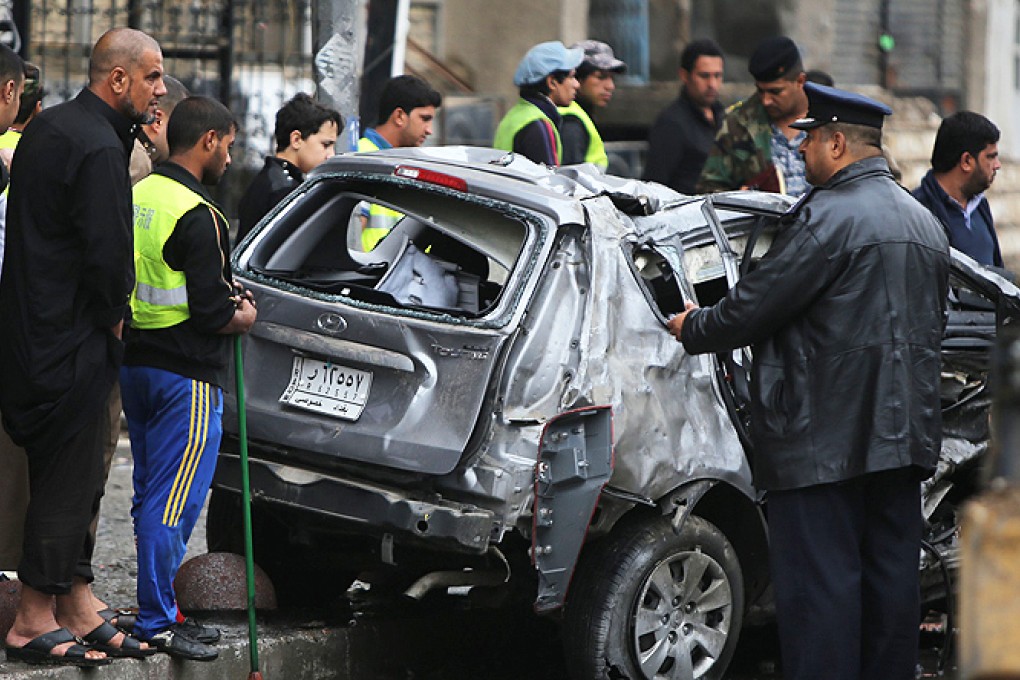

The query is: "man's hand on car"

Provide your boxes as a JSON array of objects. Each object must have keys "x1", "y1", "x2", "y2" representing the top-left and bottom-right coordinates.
[{"x1": 667, "y1": 301, "x2": 699, "y2": 341}]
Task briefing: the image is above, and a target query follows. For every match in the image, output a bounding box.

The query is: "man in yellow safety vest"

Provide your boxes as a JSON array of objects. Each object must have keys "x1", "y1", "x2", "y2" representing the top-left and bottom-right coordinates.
[
  {"x1": 493, "y1": 41, "x2": 581, "y2": 167},
  {"x1": 123, "y1": 96, "x2": 256, "y2": 661},
  {"x1": 559, "y1": 41, "x2": 626, "y2": 170},
  {"x1": 356, "y1": 75, "x2": 442, "y2": 251}
]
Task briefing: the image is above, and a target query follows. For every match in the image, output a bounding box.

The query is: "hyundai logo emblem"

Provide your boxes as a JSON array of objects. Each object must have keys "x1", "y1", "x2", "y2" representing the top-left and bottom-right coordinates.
[{"x1": 316, "y1": 312, "x2": 347, "y2": 334}]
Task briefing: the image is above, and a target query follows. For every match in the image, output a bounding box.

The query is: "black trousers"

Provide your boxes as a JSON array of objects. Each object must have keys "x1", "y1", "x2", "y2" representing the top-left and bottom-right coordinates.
[
  {"x1": 767, "y1": 467, "x2": 922, "y2": 680},
  {"x1": 18, "y1": 412, "x2": 107, "y2": 595}
]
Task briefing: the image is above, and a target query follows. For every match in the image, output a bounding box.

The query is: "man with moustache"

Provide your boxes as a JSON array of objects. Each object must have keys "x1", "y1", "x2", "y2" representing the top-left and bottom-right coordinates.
[
  {"x1": 0, "y1": 27, "x2": 165, "y2": 666},
  {"x1": 913, "y1": 111, "x2": 1005, "y2": 268},
  {"x1": 643, "y1": 38, "x2": 725, "y2": 194},
  {"x1": 559, "y1": 40, "x2": 626, "y2": 169},
  {"x1": 698, "y1": 36, "x2": 810, "y2": 196},
  {"x1": 121, "y1": 95, "x2": 256, "y2": 660},
  {"x1": 670, "y1": 83, "x2": 949, "y2": 680}
]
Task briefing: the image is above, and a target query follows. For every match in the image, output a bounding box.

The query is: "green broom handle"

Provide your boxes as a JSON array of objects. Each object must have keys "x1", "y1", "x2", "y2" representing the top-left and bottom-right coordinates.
[{"x1": 234, "y1": 334, "x2": 260, "y2": 673}]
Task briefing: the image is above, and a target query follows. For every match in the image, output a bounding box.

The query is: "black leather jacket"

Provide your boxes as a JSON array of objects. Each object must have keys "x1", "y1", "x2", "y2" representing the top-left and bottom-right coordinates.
[{"x1": 682, "y1": 156, "x2": 950, "y2": 491}]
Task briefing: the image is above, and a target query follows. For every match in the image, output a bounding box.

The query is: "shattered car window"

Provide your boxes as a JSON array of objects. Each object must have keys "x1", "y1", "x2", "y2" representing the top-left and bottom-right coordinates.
[
  {"x1": 682, "y1": 213, "x2": 774, "y2": 307},
  {"x1": 242, "y1": 178, "x2": 529, "y2": 318},
  {"x1": 629, "y1": 246, "x2": 686, "y2": 320}
]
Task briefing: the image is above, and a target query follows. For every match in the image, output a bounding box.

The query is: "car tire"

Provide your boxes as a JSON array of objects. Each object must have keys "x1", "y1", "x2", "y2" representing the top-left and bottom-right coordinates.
[
  {"x1": 562, "y1": 514, "x2": 744, "y2": 680},
  {"x1": 206, "y1": 488, "x2": 357, "y2": 608}
]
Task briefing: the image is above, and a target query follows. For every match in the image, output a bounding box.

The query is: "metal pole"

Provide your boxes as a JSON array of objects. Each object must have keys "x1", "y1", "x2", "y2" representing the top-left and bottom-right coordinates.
[
  {"x1": 219, "y1": 0, "x2": 234, "y2": 107},
  {"x1": 390, "y1": 0, "x2": 409, "y2": 78},
  {"x1": 312, "y1": 0, "x2": 365, "y2": 127}
]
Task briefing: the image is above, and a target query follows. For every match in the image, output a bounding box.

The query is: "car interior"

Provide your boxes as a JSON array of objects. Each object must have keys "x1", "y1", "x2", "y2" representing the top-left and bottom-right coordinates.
[{"x1": 242, "y1": 178, "x2": 530, "y2": 318}]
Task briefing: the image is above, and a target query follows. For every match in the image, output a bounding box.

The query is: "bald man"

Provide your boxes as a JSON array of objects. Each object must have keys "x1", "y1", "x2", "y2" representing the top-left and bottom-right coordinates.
[{"x1": 0, "y1": 27, "x2": 166, "y2": 666}]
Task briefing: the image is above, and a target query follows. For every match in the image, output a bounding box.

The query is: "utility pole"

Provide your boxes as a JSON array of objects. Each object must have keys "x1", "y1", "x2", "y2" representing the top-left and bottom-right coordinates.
[{"x1": 313, "y1": 0, "x2": 366, "y2": 145}]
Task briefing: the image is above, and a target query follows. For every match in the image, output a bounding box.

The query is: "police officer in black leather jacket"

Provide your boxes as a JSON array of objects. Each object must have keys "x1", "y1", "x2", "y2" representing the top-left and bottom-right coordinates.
[{"x1": 668, "y1": 83, "x2": 950, "y2": 680}]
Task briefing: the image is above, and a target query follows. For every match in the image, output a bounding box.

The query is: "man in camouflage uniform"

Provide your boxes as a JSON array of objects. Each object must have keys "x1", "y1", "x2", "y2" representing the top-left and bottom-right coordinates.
[{"x1": 697, "y1": 36, "x2": 810, "y2": 196}]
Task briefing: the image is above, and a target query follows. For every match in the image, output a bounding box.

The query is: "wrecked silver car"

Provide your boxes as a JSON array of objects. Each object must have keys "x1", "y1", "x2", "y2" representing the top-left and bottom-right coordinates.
[{"x1": 210, "y1": 147, "x2": 1019, "y2": 680}]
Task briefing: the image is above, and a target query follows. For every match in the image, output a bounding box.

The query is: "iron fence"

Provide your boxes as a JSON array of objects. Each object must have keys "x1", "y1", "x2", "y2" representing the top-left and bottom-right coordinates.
[{"x1": 20, "y1": 0, "x2": 317, "y2": 221}]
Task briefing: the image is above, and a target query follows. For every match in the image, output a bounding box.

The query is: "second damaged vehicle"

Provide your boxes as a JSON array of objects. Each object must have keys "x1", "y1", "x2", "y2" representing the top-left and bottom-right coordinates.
[{"x1": 210, "y1": 147, "x2": 1018, "y2": 680}]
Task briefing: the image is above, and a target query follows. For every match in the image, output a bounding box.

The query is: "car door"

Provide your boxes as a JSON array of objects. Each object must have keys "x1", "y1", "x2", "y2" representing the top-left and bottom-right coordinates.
[{"x1": 678, "y1": 194, "x2": 790, "y2": 447}]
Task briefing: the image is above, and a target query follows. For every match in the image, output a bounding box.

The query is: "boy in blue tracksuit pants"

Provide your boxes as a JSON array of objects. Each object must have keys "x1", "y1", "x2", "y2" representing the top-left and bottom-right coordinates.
[{"x1": 121, "y1": 96, "x2": 256, "y2": 661}]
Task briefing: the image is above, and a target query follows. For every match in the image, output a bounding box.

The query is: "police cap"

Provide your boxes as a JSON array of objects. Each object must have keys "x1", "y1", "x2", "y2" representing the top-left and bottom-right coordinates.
[
  {"x1": 790, "y1": 82, "x2": 893, "y2": 130},
  {"x1": 748, "y1": 36, "x2": 801, "y2": 82}
]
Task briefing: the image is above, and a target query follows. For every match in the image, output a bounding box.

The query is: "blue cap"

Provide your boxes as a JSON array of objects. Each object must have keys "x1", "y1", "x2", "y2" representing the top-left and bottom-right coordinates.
[
  {"x1": 791, "y1": 82, "x2": 893, "y2": 130},
  {"x1": 513, "y1": 41, "x2": 585, "y2": 86}
]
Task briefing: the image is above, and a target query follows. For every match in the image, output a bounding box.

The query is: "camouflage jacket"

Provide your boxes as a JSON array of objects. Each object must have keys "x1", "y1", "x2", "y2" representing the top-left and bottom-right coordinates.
[{"x1": 696, "y1": 93, "x2": 774, "y2": 193}]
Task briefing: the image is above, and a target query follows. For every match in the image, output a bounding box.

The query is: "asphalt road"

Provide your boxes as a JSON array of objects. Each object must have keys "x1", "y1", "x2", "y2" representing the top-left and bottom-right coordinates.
[{"x1": 85, "y1": 434, "x2": 953, "y2": 680}]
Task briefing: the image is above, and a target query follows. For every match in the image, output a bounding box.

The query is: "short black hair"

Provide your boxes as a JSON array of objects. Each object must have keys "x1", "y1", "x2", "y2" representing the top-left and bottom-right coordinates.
[
  {"x1": 576, "y1": 61, "x2": 598, "y2": 81},
  {"x1": 519, "y1": 69, "x2": 573, "y2": 98},
  {"x1": 167, "y1": 95, "x2": 237, "y2": 154},
  {"x1": 931, "y1": 111, "x2": 1000, "y2": 173},
  {"x1": 273, "y1": 92, "x2": 342, "y2": 153},
  {"x1": 805, "y1": 69, "x2": 834, "y2": 87},
  {"x1": 14, "y1": 62, "x2": 41, "y2": 125},
  {"x1": 376, "y1": 75, "x2": 442, "y2": 125},
  {"x1": 158, "y1": 75, "x2": 190, "y2": 117},
  {"x1": 0, "y1": 44, "x2": 23, "y2": 90},
  {"x1": 679, "y1": 38, "x2": 723, "y2": 72}
]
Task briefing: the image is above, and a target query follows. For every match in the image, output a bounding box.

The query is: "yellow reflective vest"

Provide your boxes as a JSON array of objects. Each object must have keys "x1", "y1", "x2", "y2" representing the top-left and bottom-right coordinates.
[
  {"x1": 130, "y1": 174, "x2": 227, "y2": 329},
  {"x1": 356, "y1": 135, "x2": 403, "y2": 251},
  {"x1": 493, "y1": 98, "x2": 563, "y2": 163},
  {"x1": 0, "y1": 129, "x2": 20, "y2": 197},
  {"x1": 558, "y1": 101, "x2": 608, "y2": 170}
]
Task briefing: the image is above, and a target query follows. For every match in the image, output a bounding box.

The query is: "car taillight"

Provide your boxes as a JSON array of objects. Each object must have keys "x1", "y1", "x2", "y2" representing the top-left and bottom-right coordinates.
[{"x1": 393, "y1": 165, "x2": 468, "y2": 191}]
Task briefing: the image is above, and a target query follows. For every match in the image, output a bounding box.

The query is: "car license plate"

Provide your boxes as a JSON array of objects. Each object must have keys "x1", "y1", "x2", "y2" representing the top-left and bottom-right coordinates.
[{"x1": 279, "y1": 356, "x2": 373, "y2": 421}]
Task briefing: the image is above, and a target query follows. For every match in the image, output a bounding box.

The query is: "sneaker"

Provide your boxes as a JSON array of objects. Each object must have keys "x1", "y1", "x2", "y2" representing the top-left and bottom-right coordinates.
[
  {"x1": 176, "y1": 618, "x2": 221, "y2": 644},
  {"x1": 146, "y1": 628, "x2": 218, "y2": 661}
]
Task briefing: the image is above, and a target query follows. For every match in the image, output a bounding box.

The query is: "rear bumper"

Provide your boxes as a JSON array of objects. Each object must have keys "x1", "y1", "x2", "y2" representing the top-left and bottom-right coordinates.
[{"x1": 212, "y1": 452, "x2": 495, "y2": 554}]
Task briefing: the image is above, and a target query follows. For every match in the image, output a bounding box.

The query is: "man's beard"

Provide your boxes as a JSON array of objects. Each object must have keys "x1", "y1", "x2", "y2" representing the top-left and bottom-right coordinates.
[
  {"x1": 121, "y1": 92, "x2": 155, "y2": 125},
  {"x1": 963, "y1": 170, "x2": 993, "y2": 200}
]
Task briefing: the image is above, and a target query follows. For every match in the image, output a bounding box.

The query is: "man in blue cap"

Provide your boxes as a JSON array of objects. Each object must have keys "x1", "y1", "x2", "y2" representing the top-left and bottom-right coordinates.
[
  {"x1": 668, "y1": 82, "x2": 950, "y2": 680},
  {"x1": 492, "y1": 41, "x2": 582, "y2": 166}
]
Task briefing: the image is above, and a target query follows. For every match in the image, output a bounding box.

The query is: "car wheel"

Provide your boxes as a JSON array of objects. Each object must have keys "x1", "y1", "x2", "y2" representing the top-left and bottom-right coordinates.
[
  {"x1": 563, "y1": 514, "x2": 744, "y2": 680},
  {"x1": 206, "y1": 488, "x2": 357, "y2": 608}
]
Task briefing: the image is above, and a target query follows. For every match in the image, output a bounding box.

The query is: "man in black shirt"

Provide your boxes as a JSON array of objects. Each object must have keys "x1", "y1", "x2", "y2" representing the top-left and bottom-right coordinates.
[
  {"x1": 236, "y1": 93, "x2": 341, "y2": 243},
  {"x1": 122, "y1": 95, "x2": 256, "y2": 660},
  {"x1": 643, "y1": 39, "x2": 725, "y2": 194},
  {"x1": 1, "y1": 28, "x2": 165, "y2": 666}
]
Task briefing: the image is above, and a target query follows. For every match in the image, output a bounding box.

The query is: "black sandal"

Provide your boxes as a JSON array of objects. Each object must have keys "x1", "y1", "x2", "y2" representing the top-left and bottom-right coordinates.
[
  {"x1": 82, "y1": 620, "x2": 157, "y2": 658},
  {"x1": 97, "y1": 606, "x2": 138, "y2": 633},
  {"x1": 5, "y1": 627, "x2": 113, "y2": 667}
]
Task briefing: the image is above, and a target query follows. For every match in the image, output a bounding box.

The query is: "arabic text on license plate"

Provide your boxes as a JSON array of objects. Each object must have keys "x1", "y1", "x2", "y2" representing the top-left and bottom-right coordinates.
[{"x1": 279, "y1": 357, "x2": 373, "y2": 421}]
